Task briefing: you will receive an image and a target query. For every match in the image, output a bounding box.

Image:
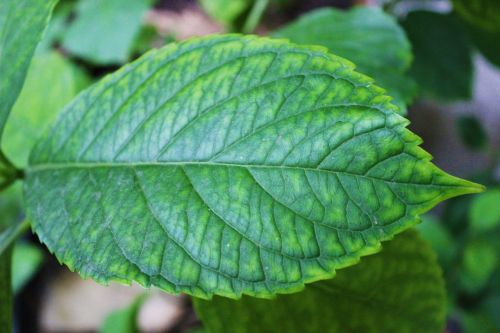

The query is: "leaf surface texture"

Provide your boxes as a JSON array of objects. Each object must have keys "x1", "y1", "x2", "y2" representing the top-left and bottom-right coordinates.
[
  {"x1": 193, "y1": 230, "x2": 446, "y2": 333},
  {"x1": 272, "y1": 7, "x2": 416, "y2": 112},
  {"x1": 25, "y1": 35, "x2": 483, "y2": 298}
]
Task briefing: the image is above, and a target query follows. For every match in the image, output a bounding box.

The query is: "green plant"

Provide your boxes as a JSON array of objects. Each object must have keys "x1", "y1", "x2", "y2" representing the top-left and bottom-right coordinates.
[{"x1": 1, "y1": 0, "x2": 497, "y2": 332}]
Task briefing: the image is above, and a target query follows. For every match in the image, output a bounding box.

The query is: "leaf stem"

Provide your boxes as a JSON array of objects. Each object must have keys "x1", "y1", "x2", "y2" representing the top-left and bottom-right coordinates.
[
  {"x1": 242, "y1": 0, "x2": 269, "y2": 34},
  {"x1": 0, "y1": 150, "x2": 23, "y2": 192},
  {"x1": 0, "y1": 220, "x2": 30, "y2": 257},
  {"x1": 0, "y1": 246, "x2": 13, "y2": 333}
]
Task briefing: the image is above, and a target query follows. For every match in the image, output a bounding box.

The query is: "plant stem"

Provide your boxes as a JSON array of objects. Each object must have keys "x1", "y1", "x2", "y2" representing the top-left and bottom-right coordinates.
[
  {"x1": 0, "y1": 220, "x2": 30, "y2": 257},
  {"x1": 0, "y1": 246, "x2": 13, "y2": 333},
  {"x1": 242, "y1": 0, "x2": 269, "y2": 34},
  {"x1": 0, "y1": 150, "x2": 23, "y2": 192}
]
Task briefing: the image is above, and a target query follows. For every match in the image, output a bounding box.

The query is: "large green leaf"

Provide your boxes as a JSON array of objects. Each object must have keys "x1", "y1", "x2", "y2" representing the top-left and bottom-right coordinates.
[
  {"x1": 193, "y1": 230, "x2": 446, "y2": 333},
  {"x1": 402, "y1": 11, "x2": 473, "y2": 101},
  {"x1": 453, "y1": 0, "x2": 500, "y2": 32},
  {"x1": 272, "y1": 7, "x2": 416, "y2": 113},
  {"x1": 0, "y1": 0, "x2": 57, "y2": 140},
  {"x1": 61, "y1": 0, "x2": 154, "y2": 65},
  {"x1": 24, "y1": 35, "x2": 483, "y2": 298},
  {"x1": 2, "y1": 52, "x2": 89, "y2": 168}
]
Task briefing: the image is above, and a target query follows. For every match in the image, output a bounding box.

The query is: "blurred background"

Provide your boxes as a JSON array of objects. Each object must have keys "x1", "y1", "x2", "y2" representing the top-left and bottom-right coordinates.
[{"x1": 3, "y1": 0, "x2": 499, "y2": 332}]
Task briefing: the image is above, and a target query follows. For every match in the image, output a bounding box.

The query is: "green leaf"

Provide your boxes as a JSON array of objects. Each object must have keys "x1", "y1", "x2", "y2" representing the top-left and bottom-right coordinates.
[
  {"x1": 416, "y1": 215, "x2": 456, "y2": 268},
  {"x1": 402, "y1": 11, "x2": 473, "y2": 101},
  {"x1": 12, "y1": 242, "x2": 44, "y2": 293},
  {"x1": 0, "y1": 0, "x2": 58, "y2": 139},
  {"x1": 453, "y1": 0, "x2": 500, "y2": 32},
  {"x1": 460, "y1": 241, "x2": 497, "y2": 293},
  {"x1": 464, "y1": 23, "x2": 500, "y2": 68},
  {"x1": 24, "y1": 35, "x2": 483, "y2": 299},
  {"x1": 193, "y1": 230, "x2": 446, "y2": 333},
  {"x1": 2, "y1": 52, "x2": 89, "y2": 168},
  {"x1": 272, "y1": 7, "x2": 416, "y2": 113},
  {"x1": 456, "y1": 115, "x2": 488, "y2": 151},
  {"x1": 61, "y1": 0, "x2": 154, "y2": 65},
  {"x1": 100, "y1": 294, "x2": 146, "y2": 333},
  {"x1": 469, "y1": 188, "x2": 500, "y2": 233},
  {"x1": 0, "y1": 247, "x2": 13, "y2": 333},
  {"x1": 199, "y1": 0, "x2": 253, "y2": 30}
]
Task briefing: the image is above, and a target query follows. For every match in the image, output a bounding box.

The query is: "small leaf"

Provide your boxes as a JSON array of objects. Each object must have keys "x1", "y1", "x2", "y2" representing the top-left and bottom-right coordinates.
[
  {"x1": 193, "y1": 230, "x2": 446, "y2": 333},
  {"x1": 272, "y1": 7, "x2": 416, "y2": 112},
  {"x1": 0, "y1": 0, "x2": 58, "y2": 140},
  {"x1": 453, "y1": 0, "x2": 500, "y2": 33},
  {"x1": 416, "y1": 214, "x2": 456, "y2": 268},
  {"x1": 469, "y1": 188, "x2": 500, "y2": 233},
  {"x1": 199, "y1": 0, "x2": 254, "y2": 30},
  {"x1": 61, "y1": 0, "x2": 154, "y2": 65},
  {"x1": 25, "y1": 35, "x2": 483, "y2": 298},
  {"x1": 402, "y1": 11, "x2": 473, "y2": 101},
  {"x1": 2, "y1": 52, "x2": 89, "y2": 167},
  {"x1": 100, "y1": 294, "x2": 146, "y2": 333},
  {"x1": 456, "y1": 115, "x2": 488, "y2": 151},
  {"x1": 460, "y1": 241, "x2": 497, "y2": 293},
  {"x1": 12, "y1": 242, "x2": 44, "y2": 293}
]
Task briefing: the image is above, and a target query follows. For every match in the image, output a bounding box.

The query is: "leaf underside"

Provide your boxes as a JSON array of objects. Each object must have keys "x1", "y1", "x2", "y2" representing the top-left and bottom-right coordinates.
[
  {"x1": 25, "y1": 35, "x2": 483, "y2": 299},
  {"x1": 193, "y1": 230, "x2": 447, "y2": 333}
]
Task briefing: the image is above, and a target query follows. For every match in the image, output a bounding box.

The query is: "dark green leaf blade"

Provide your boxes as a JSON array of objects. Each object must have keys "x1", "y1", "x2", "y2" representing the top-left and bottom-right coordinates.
[
  {"x1": 193, "y1": 230, "x2": 447, "y2": 333},
  {"x1": 453, "y1": 0, "x2": 500, "y2": 33},
  {"x1": 272, "y1": 7, "x2": 416, "y2": 112},
  {"x1": 25, "y1": 35, "x2": 483, "y2": 298},
  {"x1": 0, "y1": 0, "x2": 58, "y2": 139},
  {"x1": 402, "y1": 11, "x2": 473, "y2": 101},
  {"x1": 0, "y1": 247, "x2": 13, "y2": 333}
]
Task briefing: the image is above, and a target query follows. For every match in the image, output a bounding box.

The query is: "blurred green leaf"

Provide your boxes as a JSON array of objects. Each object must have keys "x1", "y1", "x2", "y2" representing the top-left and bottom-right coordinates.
[
  {"x1": 0, "y1": 0, "x2": 58, "y2": 140},
  {"x1": 456, "y1": 115, "x2": 488, "y2": 151},
  {"x1": 273, "y1": 6, "x2": 416, "y2": 113},
  {"x1": 100, "y1": 295, "x2": 146, "y2": 333},
  {"x1": 460, "y1": 241, "x2": 497, "y2": 293},
  {"x1": 453, "y1": 0, "x2": 500, "y2": 33},
  {"x1": 12, "y1": 242, "x2": 44, "y2": 293},
  {"x1": 194, "y1": 230, "x2": 446, "y2": 333},
  {"x1": 2, "y1": 52, "x2": 89, "y2": 167},
  {"x1": 465, "y1": 24, "x2": 500, "y2": 68},
  {"x1": 62, "y1": 0, "x2": 154, "y2": 65},
  {"x1": 460, "y1": 295, "x2": 500, "y2": 333},
  {"x1": 36, "y1": 1, "x2": 75, "y2": 54},
  {"x1": 417, "y1": 215, "x2": 457, "y2": 268},
  {"x1": 469, "y1": 188, "x2": 500, "y2": 233},
  {"x1": 131, "y1": 25, "x2": 161, "y2": 56},
  {"x1": 199, "y1": 0, "x2": 253, "y2": 30},
  {"x1": 402, "y1": 11, "x2": 473, "y2": 101}
]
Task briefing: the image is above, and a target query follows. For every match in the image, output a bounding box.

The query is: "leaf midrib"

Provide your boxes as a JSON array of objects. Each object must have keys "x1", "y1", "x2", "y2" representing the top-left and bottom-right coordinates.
[{"x1": 26, "y1": 161, "x2": 478, "y2": 190}]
